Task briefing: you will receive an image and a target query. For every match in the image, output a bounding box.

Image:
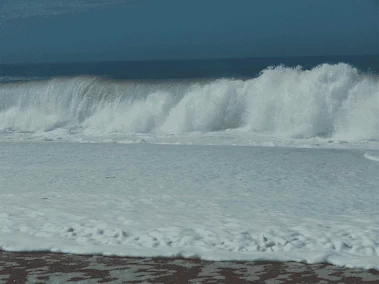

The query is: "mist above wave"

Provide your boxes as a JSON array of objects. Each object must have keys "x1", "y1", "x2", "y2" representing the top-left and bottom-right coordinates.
[{"x1": 0, "y1": 63, "x2": 378, "y2": 141}]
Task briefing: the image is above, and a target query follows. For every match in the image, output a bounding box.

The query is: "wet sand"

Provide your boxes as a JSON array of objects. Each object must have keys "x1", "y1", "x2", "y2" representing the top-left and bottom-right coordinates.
[{"x1": 1, "y1": 251, "x2": 379, "y2": 283}]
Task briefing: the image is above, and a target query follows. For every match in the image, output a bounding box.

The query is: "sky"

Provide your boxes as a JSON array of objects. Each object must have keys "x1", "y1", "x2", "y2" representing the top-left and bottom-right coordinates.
[{"x1": 0, "y1": 0, "x2": 378, "y2": 63}]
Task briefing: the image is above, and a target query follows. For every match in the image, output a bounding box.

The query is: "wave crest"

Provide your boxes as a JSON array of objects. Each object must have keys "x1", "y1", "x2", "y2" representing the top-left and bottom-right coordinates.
[{"x1": 0, "y1": 63, "x2": 378, "y2": 141}]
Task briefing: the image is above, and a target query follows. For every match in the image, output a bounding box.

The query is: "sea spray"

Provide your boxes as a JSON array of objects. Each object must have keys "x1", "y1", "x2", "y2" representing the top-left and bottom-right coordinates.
[{"x1": 0, "y1": 63, "x2": 378, "y2": 141}]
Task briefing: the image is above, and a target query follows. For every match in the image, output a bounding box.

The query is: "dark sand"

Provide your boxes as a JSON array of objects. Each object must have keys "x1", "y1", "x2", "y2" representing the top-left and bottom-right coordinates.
[{"x1": 1, "y1": 251, "x2": 378, "y2": 283}]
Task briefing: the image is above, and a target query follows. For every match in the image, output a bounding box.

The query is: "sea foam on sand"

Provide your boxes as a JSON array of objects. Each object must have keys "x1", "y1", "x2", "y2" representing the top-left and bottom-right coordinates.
[{"x1": 1, "y1": 142, "x2": 378, "y2": 270}]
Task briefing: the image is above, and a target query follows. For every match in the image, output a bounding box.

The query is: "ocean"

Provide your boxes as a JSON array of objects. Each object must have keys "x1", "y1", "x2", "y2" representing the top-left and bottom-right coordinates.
[
  {"x1": 1, "y1": 55, "x2": 379, "y2": 81},
  {"x1": 1, "y1": 56, "x2": 379, "y2": 270},
  {"x1": 1, "y1": 56, "x2": 379, "y2": 145}
]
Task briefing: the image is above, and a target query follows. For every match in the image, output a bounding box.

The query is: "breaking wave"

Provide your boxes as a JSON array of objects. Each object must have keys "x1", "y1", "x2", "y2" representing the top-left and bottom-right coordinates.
[
  {"x1": 0, "y1": 63, "x2": 378, "y2": 141},
  {"x1": 364, "y1": 152, "x2": 379, "y2": 162}
]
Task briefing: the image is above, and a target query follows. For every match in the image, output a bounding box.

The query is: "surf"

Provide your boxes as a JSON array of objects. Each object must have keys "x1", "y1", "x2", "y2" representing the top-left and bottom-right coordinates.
[
  {"x1": 364, "y1": 152, "x2": 379, "y2": 162},
  {"x1": 0, "y1": 63, "x2": 378, "y2": 142}
]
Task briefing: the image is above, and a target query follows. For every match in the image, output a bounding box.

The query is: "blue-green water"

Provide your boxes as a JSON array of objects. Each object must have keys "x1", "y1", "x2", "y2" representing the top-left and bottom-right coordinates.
[{"x1": 1, "y1": 55, "x2": 378, "y2": 82}]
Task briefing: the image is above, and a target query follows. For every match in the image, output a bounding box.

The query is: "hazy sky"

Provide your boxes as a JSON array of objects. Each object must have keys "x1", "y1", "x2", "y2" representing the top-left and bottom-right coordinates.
[{"x1": 0, "y1": 0, "x2": 378, "y2": 63}]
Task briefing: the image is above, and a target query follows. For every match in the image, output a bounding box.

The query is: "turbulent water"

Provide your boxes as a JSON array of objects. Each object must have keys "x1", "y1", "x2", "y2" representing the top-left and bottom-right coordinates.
[
  {"x1": 2, "y1": 62, "x2": 379, "y2": 269},
  {"x1": 1, "y1": 63, "x2": 378, "y2": 143}
]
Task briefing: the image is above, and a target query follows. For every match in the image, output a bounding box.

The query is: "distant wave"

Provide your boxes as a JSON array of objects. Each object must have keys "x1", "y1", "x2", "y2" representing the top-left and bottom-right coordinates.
[
  {"x1": 2, "y1": 0, "x2": 129, "y2": 20},
  {"x1": 0, "y1": 63, "x2": 378, "y2": 141},
  {"x1": 364, "y1": 152, "x2": 379, "y2": 162},
  {"x1": 0, "y1": 76, "x2": 47, "y2": 83}
]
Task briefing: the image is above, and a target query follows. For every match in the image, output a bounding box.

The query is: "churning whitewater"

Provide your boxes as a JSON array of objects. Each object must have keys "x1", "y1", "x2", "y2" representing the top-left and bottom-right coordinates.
[
  {"x1": 1, "y1": 63, "x2": 379, "y2": 143},
  {"x1": 1, "y1": 63, "x2": 379, "y2": 270}
]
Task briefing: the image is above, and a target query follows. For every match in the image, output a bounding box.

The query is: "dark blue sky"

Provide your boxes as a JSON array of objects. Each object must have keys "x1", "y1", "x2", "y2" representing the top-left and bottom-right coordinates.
[{"x1": 0, "y1": 0, "x2": 378, "y2": 63}]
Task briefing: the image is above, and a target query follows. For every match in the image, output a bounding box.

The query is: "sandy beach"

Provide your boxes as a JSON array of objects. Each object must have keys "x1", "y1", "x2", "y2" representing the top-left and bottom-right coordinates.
[{"x1": 1, "y1": 251, "x2": 379, "y2": 283}]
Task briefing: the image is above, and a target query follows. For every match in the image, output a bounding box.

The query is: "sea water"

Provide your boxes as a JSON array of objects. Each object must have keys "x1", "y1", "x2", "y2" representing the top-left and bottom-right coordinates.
[{"x1": 0, "y1": 57, "x2": 379, "y2": 269}]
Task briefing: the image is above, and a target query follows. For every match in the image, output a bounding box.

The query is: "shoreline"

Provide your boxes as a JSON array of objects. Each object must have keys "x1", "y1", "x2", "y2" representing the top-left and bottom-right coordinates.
[{"x1": 1, "y1": 251, "x2": 378, "y2": 283}]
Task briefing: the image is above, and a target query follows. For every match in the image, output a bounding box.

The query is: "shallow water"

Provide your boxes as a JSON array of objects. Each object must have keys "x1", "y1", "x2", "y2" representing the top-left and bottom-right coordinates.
[{"x1": 1, "y1": 142, "x2": 378, "y2": 269}]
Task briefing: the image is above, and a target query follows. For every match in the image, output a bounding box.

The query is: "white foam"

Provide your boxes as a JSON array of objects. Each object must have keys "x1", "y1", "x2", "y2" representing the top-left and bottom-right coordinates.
[
  {"x1": 1, "y1": 64, "x2": 379, "y2": 146},
  {"x1": 1, "y1": 142, "x2": 379, "y2": 269},
  {"x1": 364, "y1": 152, "x2": 379, "y2": 162}
]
